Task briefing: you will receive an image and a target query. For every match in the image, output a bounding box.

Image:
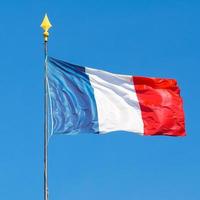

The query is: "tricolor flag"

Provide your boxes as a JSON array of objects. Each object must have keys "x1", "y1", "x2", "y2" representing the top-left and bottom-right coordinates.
[{"x1": 47, "y1": 57, "x2": 185, "y2": 136}]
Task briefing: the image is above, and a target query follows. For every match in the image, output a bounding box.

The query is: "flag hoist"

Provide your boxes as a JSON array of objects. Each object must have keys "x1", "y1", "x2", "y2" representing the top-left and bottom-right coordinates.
[{"x1": 41, "y1": 14, "x2": 52, "y2": 200}]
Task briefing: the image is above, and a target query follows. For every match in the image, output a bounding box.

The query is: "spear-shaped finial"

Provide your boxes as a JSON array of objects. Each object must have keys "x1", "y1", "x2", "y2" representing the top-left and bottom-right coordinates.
[{"x1": 41, "y1": 14, "x2": 52, "y2": 42}]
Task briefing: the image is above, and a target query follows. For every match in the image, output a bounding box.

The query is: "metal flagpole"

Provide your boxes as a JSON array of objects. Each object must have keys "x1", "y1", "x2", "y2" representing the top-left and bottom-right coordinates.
[{"x1": 41, "y1": 14, "x2": 52, "y2": 200}]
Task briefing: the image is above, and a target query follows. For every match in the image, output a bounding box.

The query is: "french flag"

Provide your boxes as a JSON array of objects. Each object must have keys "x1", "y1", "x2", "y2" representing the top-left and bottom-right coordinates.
[{"x1": 47, "y1": 57, "x2": 185, "y2": 136}]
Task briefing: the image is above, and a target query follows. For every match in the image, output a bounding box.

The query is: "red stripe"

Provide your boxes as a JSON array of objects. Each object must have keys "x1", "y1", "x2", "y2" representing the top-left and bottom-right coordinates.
[{"x1": 133, "y1": 76, "x2": 185, "y2": 136}]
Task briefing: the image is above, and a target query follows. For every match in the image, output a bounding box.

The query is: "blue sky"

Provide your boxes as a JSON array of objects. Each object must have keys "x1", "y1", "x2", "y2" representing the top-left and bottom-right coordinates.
[{"x1": 0, "y1": 0, "x2": 199, "y2": 200}]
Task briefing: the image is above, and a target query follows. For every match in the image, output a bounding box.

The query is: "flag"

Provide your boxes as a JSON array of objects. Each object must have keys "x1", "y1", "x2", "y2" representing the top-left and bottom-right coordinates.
[{"x1": 47, "y1": 57, "x2": 185, "y2": 136}]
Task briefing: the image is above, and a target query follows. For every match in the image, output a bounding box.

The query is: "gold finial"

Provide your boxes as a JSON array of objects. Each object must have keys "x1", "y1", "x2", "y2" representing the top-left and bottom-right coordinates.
[{"x1": 41, "y1": 14, "x2": 52, "y2": 42}]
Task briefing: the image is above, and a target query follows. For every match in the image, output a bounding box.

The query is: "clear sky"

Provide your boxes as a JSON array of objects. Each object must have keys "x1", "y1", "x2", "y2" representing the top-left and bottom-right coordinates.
[{"x1": 0, "y1": 0, "x2": 199, "y2": 200}]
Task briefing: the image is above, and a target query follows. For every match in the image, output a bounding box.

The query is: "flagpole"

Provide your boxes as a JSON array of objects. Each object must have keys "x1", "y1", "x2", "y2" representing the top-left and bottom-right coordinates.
[
  {"x1": 44, "y1": 39, "x2": 48, "y2": 200},
  {"x1": 41, "y1": 14, "x2": 52, "y2": 200}
]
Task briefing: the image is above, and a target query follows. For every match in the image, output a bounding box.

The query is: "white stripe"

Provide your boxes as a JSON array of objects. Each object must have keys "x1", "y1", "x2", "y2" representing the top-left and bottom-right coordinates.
[{"x1": 85, "y1": 67, "x2": 144, "y2": 135}]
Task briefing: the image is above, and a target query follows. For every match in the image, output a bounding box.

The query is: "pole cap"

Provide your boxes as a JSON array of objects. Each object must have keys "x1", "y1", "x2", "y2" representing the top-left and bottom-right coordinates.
[{"x1": 41, "y1": 14, "x2": 52, "y2": 41}]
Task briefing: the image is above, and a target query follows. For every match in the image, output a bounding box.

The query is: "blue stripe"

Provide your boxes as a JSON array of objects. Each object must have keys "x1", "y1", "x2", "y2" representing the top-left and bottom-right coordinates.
[{"x1": 47, "y1": 57, "x2": 99, "y2": 135}]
